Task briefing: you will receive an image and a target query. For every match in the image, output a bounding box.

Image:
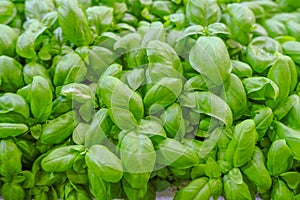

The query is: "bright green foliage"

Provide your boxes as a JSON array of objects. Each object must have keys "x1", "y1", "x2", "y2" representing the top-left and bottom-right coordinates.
[{"x1": 1, "y1": 0, "x2": 300, "y2": 199}]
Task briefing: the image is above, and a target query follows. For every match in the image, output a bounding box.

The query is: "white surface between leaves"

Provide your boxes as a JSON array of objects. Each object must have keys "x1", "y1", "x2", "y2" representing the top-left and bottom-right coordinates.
[{"x1": 156, "y1": 188, "x2": 262, "y2": 200}]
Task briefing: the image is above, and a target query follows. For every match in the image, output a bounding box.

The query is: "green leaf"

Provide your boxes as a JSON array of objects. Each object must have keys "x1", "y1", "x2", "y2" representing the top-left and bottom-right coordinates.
[
  {"x1": 231, "y1": 60, "x2": 253, "y2": 78},
  {"x1": 241, "y1": 147, "x2": 272, "y2": 193},
  {"x1": 273, "y1": 121, "x2": 300, "y2": 160},
  {"x1": 0, "y1": 56, "x2": 25, "y2": 92},
  {"x1": 41, "y1": 145, "x2": 85, "y2": 172},
  {"x1": 120, "y1": 132, "x2": 156, "y2": 175},
  {"x1": 0, "y1": 93, "x2": 29, "y2": 120},
  {"x1": 87, "y1": 6, "x2": 113, "y2": 35},
  {"x1": 57, "y1": 0, "x2": 93, "y2": 46},
  {"x1": 209, "y1": 178, "x2": 223, "y2": 200},
  {"x1": 267, "y1": 139, "x2": 293, "y2": 176},
  {"x1": 0, "y1": 123, "x2": 28, "y2": 138},
  {"x1": 205, "y1": 157, "x2": 221, "y2": 178},
  {"x1": 122, "y1": 178, "x2": 148, "y2": 200},
  {"x1": 98, "y1": 76, "x2": 144, "y2": 125},
  {"x1": 16, "y1": 20, "x2": 47, "y2": 59},
  {"x1": 156, "y1": 138, "x2": 199, "y2": 169},
  {"x1": 274, "y1": 94, "x2": 298, "y2": 120},
  {"x1": 223, "y1": 168, "x2": 252, "y2": 200},
  {"x1": 183, "y1": 75, "x2": 208, "y2": 92},
  {"x1": 144, "y1": 77, "x2": 182, "y2": 114},
  {"x1": 151, "y1": 1, "x2": 176, "y2": 18},
  {"x1": 61, "y1": 83, "x2": 94, "y2": 103},
  {"x1": 25, "y1": 0, "x2": 55, "y2": 20},
  {"x1": 86, "y1": 145, "x2": 123, "y2": 183},
  {"x1": 161, "y1": 103, "x2": 185, "y2": 138},
  {"x1": 1, "y1": 182, "x2": 24, "y2": 200},
  {"x1": 86, "y1": 46, "x2": 116, "y2": 82},
  {"x1": 135, "y1": 119, "x2": 167, "y2": 140},
  {"x1": 16, "y1": 139, "x2": 40, "y2": 162},
  {"x1": 221, "y1": 74, "x2": 247, "y2": 120},
  {"x1": 88, "y1": 169, "x2": 111, "y2": 200},
  {"x1": 20, "y1": 171, "x2": 35, "y2": 188},
  {"x1": 53, "y1": 52, "x2": 87, "y2": 87},
  {"x1": 266, "y1": 55, "x2": 293, "y2": 109},
  {"x1": 29, "y1": 76, "x2": 53, "y2": 122},
  {"x1": 264, "y1": 19, "x2": 288, "y2": 38},
  {"x1": 282, "y1": 41, "x2": 300, "y2": 65},
  {"x1": 243, "y1": 77, "x2": 279, "y2": 101},
  {"x1": 246, "y1": 36, "x2": 282, "y2": 73},
  {"x1": 0, "y1": 1, "x2": 16, "y2": 24},
  {"x1": 0, "y1": 24, "x2": 18, "y2": 57},
  {"x1": 252, "y1": 107, "x2": 273, "y2": 139},
  {"x1": 271, "y1": 179, "x2": 295, "y2": 200},
  {"x1": 180, "y1": 91, "x2": 233, "y2": 127},
  {"x1": 40, "y1": 111, "x2": 78, "y2": 144},
  {"x1": 147, "y1": 40, "x2": 183, "y2": 73},
  {"x1": 189, "y1": 36, "x2": 232, "y2": 86},
  {"x1": 23, "y1": 62, "x2": 52, "y2": 85},
  {"x1": 225, "y1": 119, "x2": 258, "y2": 167},
  {"x1": 0, "y1": 139, "x2": 22, "y2": 177},
  {"x1": 186, "y1": 0, "x2": 221, "y2": 26},
  {"x1": 174, "y1": 177, "x2": 211, "y2": 200},
  {"x1": 222, "y1": 3, "x2": 255, "y2": 45},
  {"x1": 121, "y1": 68, "x2": 145, "y2": 91},
  {"x1": 283, "y1": 94, "x2": 300, "y2": 129},
  {"x1": 85, "y1": 109, "x2": 113, "y2": 148}
]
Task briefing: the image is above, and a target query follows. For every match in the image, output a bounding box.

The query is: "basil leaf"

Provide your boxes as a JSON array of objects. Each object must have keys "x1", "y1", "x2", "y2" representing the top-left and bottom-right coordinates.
[
  {"x1": 16, "y1": 20, "x2": 47, "y2": 59},
  {"x1": 221, "y1": 74, "x2": 247, "y2": 120},
  {"x1": 85, "y1": 145, "x2": 123, "y2": 183},
  {"x1": 0, "y1": 56, "x2": 25, "y2": 92},
  {"x1": 1, "y1": 182, "x2": 24, "y2": 200},
  {"x1": 180, "y1": 91, "x2": 233, "y2": 127},
  {"x1": 88, "y1": 169, "x2": 111, "y2": 200},
  {"x1": 266, "y1": 55, "x2": 293, "y2": 109},
  {"x1": 0, "y1": 24, "x2": 18, "y2": 57},
  {"x1": 161, "y1": 103, "x2": 185, "y2": 139},
  {"x1": 246, "y1": 36, "x2": 282, "y2": 73},
  {"x1": 267, "y1": 139, "x2": 293, "y2": 176},
  {"x1": 0, "y1": 139, "x2": 22, "y2": 177},
  {"x1": 87, "y1": 6, "x2": 113, "y2": 35},
  {"x1": 186, "y1": 0, "x2": 221, "y2": 26},
  {"x1": 225, "y1": 119, "x2": 258, "y2": 167},
  {"x1": 0, "y1": 123, "x2": 28, "y2": 138},
  {"x1": 29, "y1": 76, "x2": 53, "y2": 122},
  {"x1": 243, "y1": 77, "x2": 279, "y2": 101},
  {"x1": 252, "y1": 107, "x2": 274, "y2": 139},
  {"x1": 57, "y1": 0, "x2": 93, "y2": 46},
  {"x1": 53, "y1": 52, "x2": 87, "y2": 87},
  {"x1": 40, "y1": 111, "x2": 78, "y2": 144},
  {"x1": 156, "y1": 138, "x2": 199, "y2": 169},
  {"x1": 98, "y1": 76, "x2": 144, "y2": 128},
  {"x1": 189, "y1": 36, "x2": 231, "y2": 86},
  {"x1": 273, "y1": 121, "x2": 300, "y2": 160},
  {"x1": 241, "y1": 147, "x2": 272, "y2": 193},
  {"x1": 85, "y1": 109, "x2": 113, "y2": 148},
  {"x1": 41, "y1": 145, "x2": 85, "y2": 172},
  {"x1": 174, "y1": 177, "x2": 211, "y2": 200},
  {"x1": 271, "y1": 179, "x2": 295, "y2": 200},
  {"x1": 222, "y1": 3, "x2": 255, "y2": 45},
  {"x1": 223, "y1": 168, "x2": 252, "y2": 200}
]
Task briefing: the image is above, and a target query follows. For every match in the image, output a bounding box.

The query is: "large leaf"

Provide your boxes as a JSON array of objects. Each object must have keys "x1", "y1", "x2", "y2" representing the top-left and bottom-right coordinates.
[
  {"x1": 180, "y1": 91, "x2": 233, "y2": 127},
  {"x1": 225, "y1": 119, "x2": 258, "y2": 167},
  {"x1": 57, "y1": 0, "x2": 93, "y2": 46},
  {"x1": 41, "y1": 145, "x2": 85, "y2": 172},
  {"x1": 186, "y1": 0, "x2": 221, "y2": 26},
  {"x1": 85, "y1": 145, "x2": 123, "y2": 183},
  {"x1": 189, "y1": 36, "x2": 232, "y2": 86}
]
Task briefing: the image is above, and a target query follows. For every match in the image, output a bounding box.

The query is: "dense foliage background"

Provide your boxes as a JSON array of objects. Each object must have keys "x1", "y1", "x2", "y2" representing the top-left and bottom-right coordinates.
[{"x1": 0, "y1": 0, "x2": 300, "y2": 199}]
